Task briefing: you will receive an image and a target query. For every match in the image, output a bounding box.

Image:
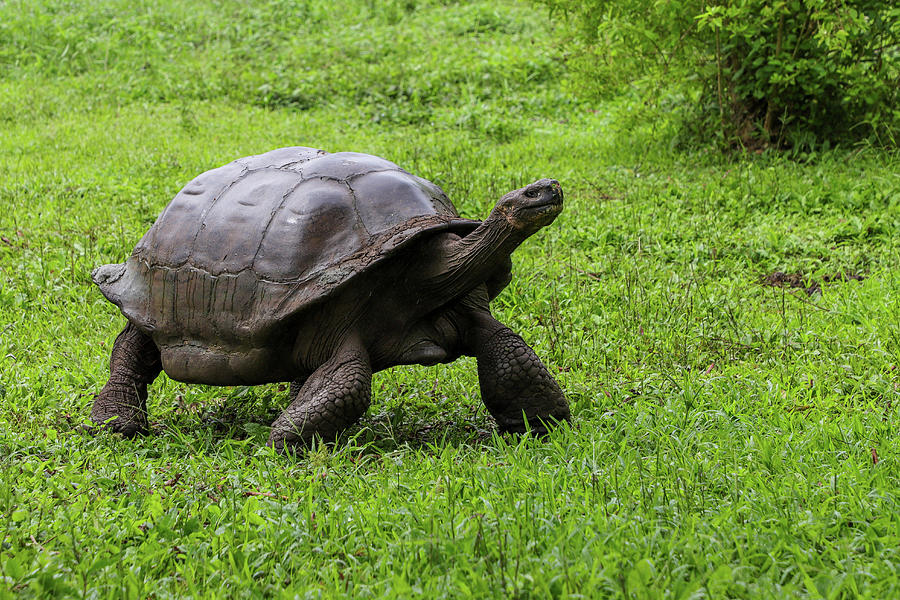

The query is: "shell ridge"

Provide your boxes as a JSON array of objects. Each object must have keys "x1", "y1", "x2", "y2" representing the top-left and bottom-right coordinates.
[
  {"x1": 343, "y1": 178, "x2": 372, "y2": 237},
  {"x1": 343, "y1": 167, "x2": 398, "y2": 182},
  {"x1": 278, "y1": 161, "x2": 311, "y2": 172},
  {"x1": 156, "y1": 166, "x2": 286, "y2": 271}
]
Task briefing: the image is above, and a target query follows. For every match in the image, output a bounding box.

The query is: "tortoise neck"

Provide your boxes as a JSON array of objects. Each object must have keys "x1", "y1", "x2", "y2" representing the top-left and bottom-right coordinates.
[
  {"x1": 454, "y1": 214, "x2": 527, "y2": 269},
  {"x1": 420, "y1": 215, "x2": 530, "y2": 305}
]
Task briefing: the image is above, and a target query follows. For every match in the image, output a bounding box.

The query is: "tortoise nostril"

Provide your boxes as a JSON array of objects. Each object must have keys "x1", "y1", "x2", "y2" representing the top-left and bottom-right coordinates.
[{"x1": 552, "y1": 183, "x2": 563, "y2": 200}]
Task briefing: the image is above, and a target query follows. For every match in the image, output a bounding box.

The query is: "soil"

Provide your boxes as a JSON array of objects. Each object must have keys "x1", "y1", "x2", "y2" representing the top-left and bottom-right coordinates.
[{"x1": 760, "y1": 270, "x2": 865, "y2": 296}]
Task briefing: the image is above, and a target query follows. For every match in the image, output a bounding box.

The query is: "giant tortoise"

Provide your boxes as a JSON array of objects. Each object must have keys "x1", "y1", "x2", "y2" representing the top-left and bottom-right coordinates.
[{"x1": 90, "y1": 147, "x2": 570, "y2": 449}]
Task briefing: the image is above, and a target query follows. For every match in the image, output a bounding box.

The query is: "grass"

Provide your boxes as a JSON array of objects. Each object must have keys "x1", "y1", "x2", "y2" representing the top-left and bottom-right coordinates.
[{"x1": 1, "y1": 0, "x2": 899, "y2": 597}]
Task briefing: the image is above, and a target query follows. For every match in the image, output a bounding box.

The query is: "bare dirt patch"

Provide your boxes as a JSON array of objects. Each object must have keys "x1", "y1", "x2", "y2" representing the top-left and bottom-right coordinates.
[{"x1": 760, "y1": 270, "x2": 865, "y2": 296}]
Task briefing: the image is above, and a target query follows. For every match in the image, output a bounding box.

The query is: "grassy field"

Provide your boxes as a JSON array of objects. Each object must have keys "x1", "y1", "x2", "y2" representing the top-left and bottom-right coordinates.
[{"x1": 1, "y1": 0, "x2": 899, "y2": 597}]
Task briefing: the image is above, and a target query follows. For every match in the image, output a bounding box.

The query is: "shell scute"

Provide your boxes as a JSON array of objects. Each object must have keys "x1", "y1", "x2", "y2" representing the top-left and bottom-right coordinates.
[
  {"x1": 134, "y1": 160, "x2": 245, "y2": 266},
  {"x1": 352, "y1": 169, "x2": 454, "y2": 234},
  {"x1": 254, "y1": 178, "x2": 366, "y2": 281},
  {"x1": 190, "y1": 169, "x2": 300, "y2": 275}
]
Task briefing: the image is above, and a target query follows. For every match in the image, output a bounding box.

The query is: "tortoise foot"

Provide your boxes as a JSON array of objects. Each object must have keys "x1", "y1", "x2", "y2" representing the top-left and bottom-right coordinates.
[
  {"x1": 89, "y1": 323, "x2": 161, "y2": 437},
  {"x1": 469, "y1": 316, "x2": 571, "y2": 434},
  {"x1": 268, "y1": 339, "x2": 372, "y2": 452},
  {"x1": 89, "y1": 383, "x2": 150, "y2": 437}
]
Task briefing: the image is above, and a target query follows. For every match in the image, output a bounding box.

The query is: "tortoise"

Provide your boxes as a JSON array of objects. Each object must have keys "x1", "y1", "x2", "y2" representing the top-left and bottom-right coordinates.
[{"x1": 89, "y1": 146, "x2": 570, "y2": 450}]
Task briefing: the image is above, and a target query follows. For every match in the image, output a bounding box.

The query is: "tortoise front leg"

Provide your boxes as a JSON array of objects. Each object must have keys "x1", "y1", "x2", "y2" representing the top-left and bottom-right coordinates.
[
  {"x1": 465, "y1": 311, "x2": 570, "y2": 434},
  {"x1": 90, "y1": 322, "x2": 162, "y2": 436},
  {"x1": 268, "y1": 338, "x2": 372, "y2": 451}
]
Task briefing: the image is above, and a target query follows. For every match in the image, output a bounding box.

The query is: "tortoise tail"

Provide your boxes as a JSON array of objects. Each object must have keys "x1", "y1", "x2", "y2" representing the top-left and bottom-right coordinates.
[{"x1": 91, "y1": 263, "x2": 127, "y2": 304}]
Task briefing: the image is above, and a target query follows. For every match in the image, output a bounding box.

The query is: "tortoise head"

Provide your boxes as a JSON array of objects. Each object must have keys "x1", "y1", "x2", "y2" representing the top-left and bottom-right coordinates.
[{"x1": 489, "y1": 179, "x2": 564, "y2": 234}]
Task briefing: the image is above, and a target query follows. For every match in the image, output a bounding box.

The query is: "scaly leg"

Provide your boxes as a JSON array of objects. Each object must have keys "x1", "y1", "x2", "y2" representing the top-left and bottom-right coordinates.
[
  {"x1": 268, "y1": 338, "x2": 372, "y2": 451},
  {"x1": 287, "y1": 377, "x2": 307, "y2": 403},
  {"x1": 90, "y1": 322, "x2": 162, "y2": 436},
  {"x1": 466, "y1": 311, "x2": 570, "y2": 434}
]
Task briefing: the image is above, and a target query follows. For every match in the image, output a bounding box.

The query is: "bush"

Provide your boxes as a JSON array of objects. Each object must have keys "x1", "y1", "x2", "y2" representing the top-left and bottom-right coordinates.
[{"x1": 541, "y1": 0, "x2": 900, "y2": 150}]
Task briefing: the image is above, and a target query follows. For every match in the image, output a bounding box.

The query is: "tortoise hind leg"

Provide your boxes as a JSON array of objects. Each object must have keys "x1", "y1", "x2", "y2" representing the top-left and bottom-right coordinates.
[
  {"x1": 90, "y1": 322, "x2": 162, "y2": 436},
  {"x1": 268, "y1": 338, "x2": 372, "y2": 452}
]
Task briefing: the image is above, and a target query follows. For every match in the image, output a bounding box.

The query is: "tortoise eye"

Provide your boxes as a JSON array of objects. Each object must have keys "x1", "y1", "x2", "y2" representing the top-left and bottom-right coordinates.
[{"x1": 524, "y1": 188, "x2": 538, "y2": 198}]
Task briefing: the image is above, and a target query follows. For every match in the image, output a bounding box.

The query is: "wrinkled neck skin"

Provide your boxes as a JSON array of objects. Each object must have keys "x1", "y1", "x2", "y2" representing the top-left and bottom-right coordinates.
[{"x1": 425, "y1": 211, "x2": 533, "y2": 301}]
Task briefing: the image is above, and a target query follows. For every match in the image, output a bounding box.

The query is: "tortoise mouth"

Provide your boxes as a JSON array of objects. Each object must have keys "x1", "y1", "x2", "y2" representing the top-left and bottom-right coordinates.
[
  {"x1": 524, "y1": 198, "x2": 563, "y2": 211},
  {"x1": 520, "y1": 196, "x2": 564, "y2": 219}
]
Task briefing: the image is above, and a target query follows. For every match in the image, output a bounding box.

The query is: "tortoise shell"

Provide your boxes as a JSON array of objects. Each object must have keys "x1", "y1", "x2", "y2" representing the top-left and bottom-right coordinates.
[{"x1": 93, "y1": 147, "x2": 482, "y2": 344}]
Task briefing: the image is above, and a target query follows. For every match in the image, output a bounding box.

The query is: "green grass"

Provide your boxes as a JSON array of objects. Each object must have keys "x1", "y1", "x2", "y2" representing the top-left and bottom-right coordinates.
[{"x1": 2, "y1": 0, "x2": 900, "y2": 597}]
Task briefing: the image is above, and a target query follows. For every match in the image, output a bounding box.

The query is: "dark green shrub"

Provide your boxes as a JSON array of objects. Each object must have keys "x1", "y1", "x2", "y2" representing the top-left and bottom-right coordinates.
[{"x1": 541, "y1": 0, "x2": 900, "y2": 149}]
